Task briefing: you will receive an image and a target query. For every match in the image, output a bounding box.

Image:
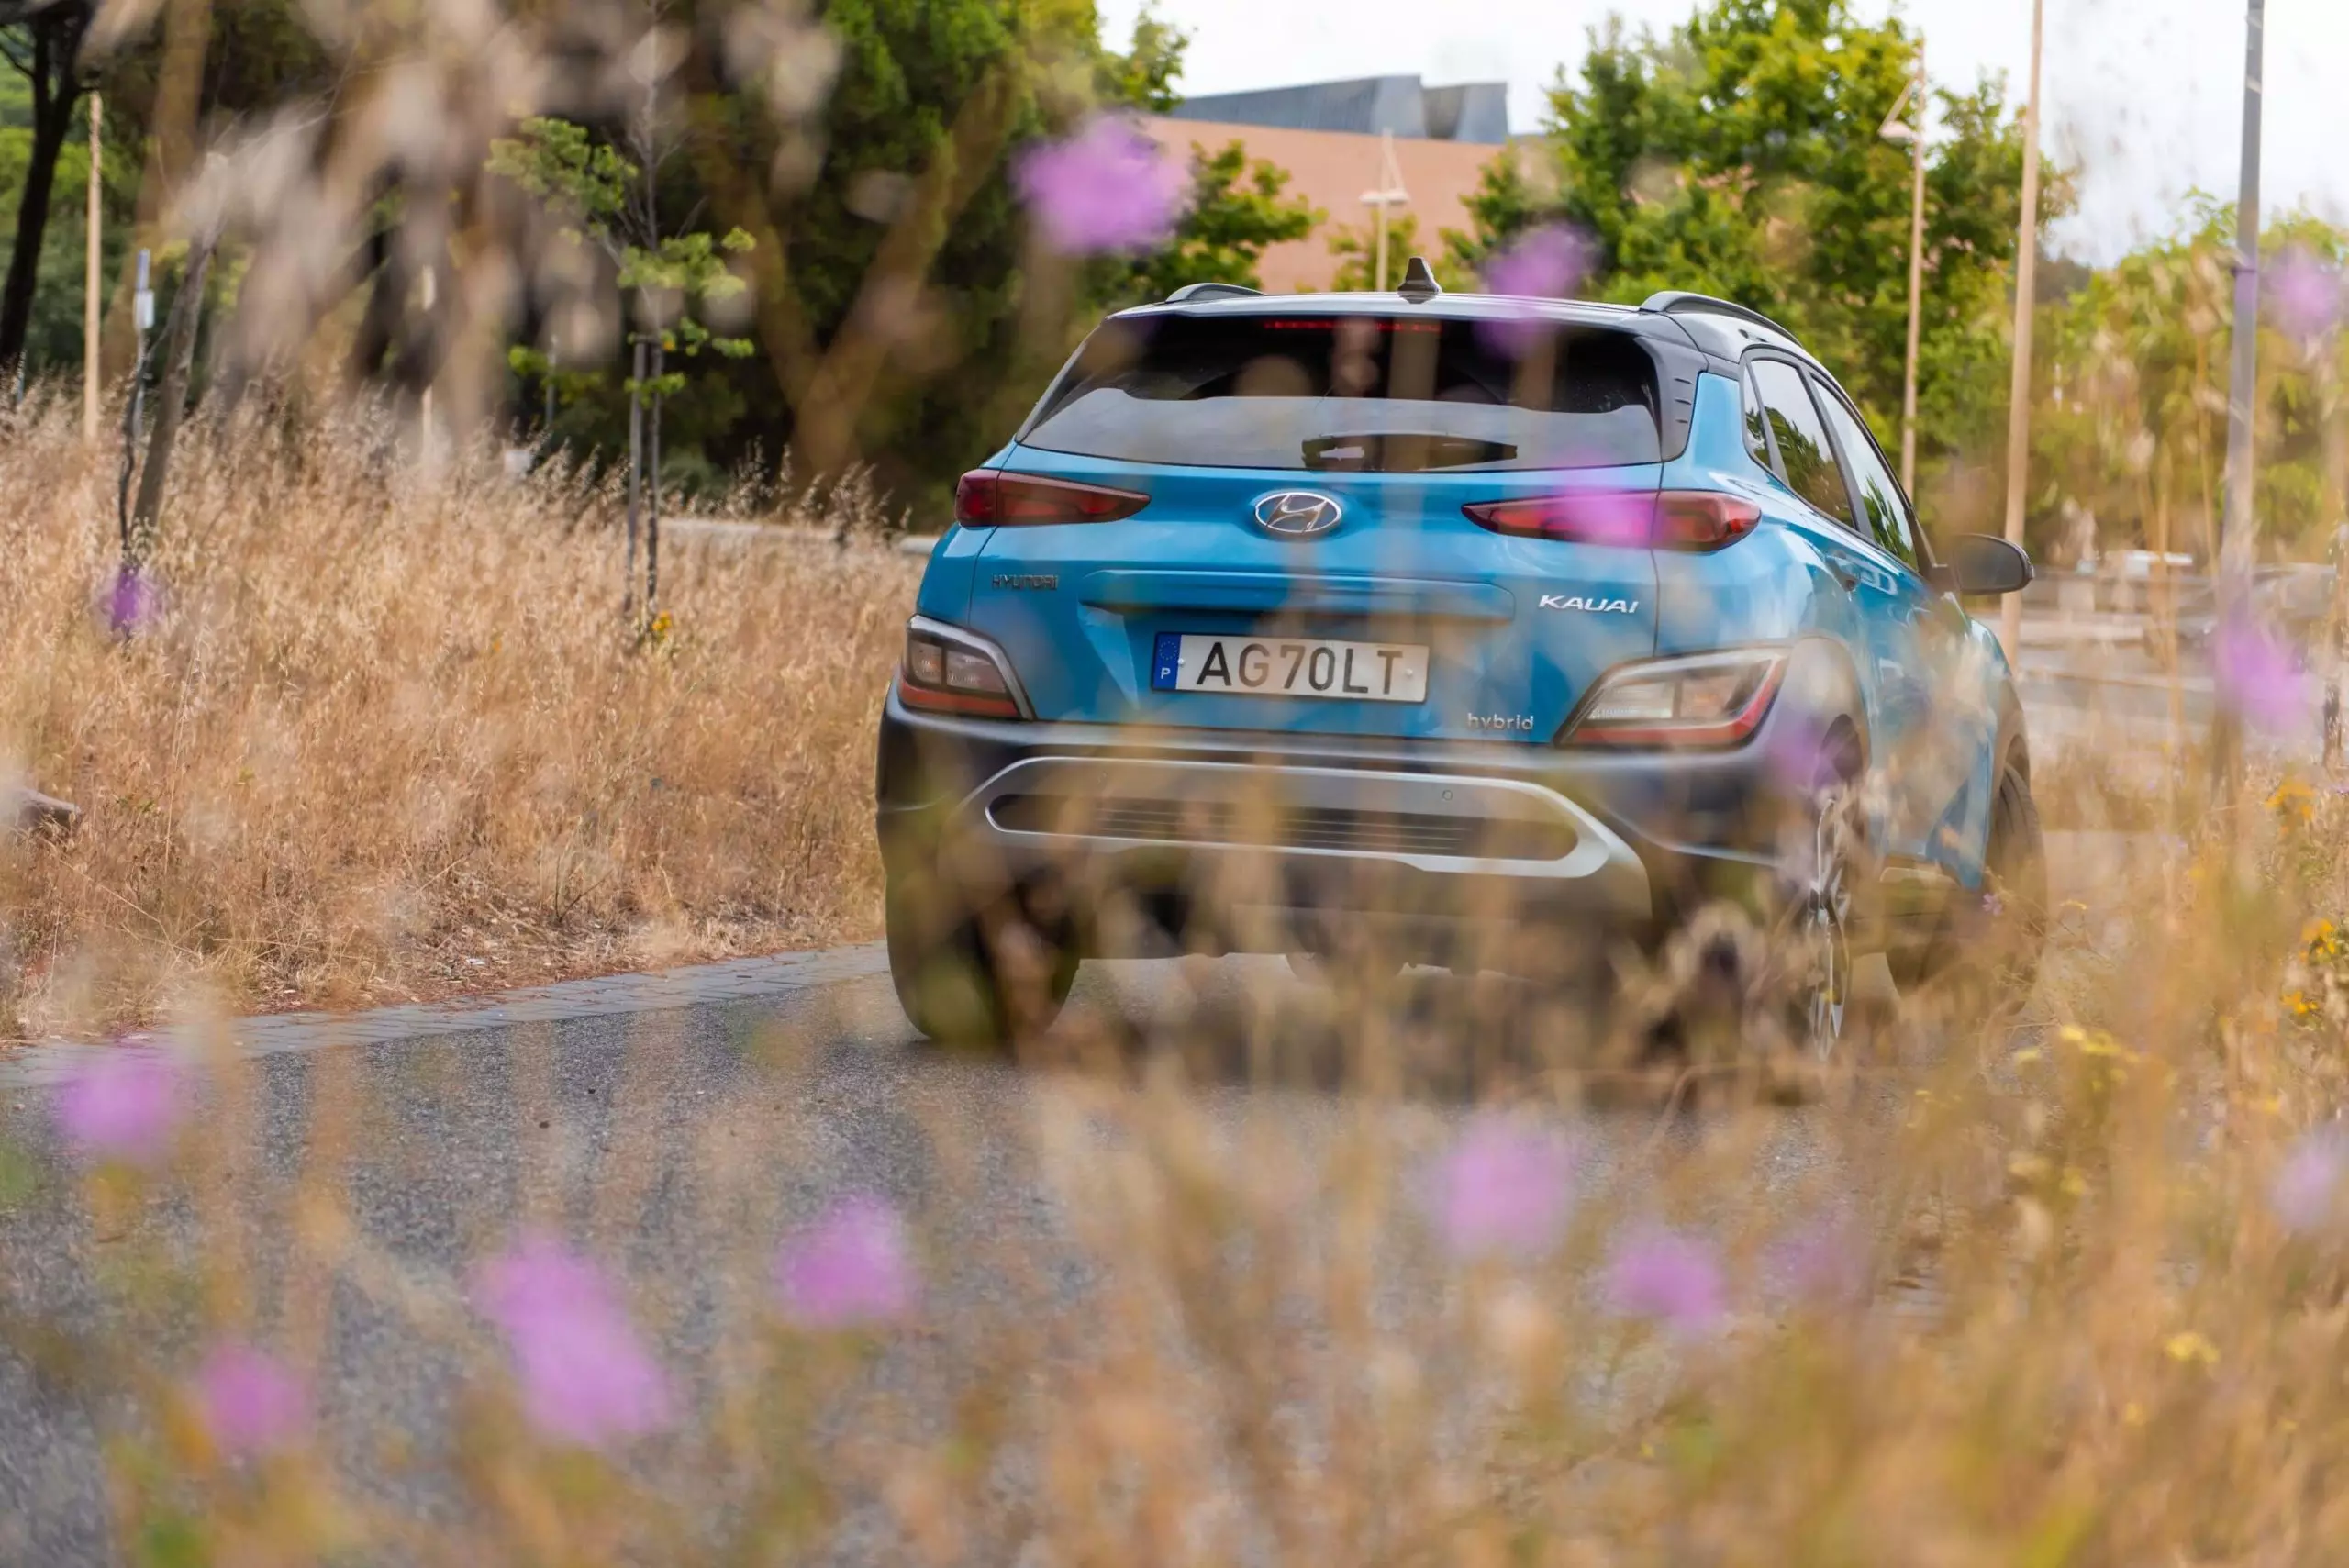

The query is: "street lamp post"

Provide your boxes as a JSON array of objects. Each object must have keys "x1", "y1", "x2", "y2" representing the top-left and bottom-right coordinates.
[
  {"x1": 1360, "y1": 130, "x2": 1409, "y2": 293},
  {"x1": 1879, "y1": 46, "x2": 1929, "y2": 495},
  {"x1": 1998, "y1": 0, "x2": 2046, "y2": 665},
  {"x1": 2211, "y1": 0, "x2": 2266, "y2": 797},
  {"x1": 83, "y1": 94, "x2": 100, "y2": 445}
]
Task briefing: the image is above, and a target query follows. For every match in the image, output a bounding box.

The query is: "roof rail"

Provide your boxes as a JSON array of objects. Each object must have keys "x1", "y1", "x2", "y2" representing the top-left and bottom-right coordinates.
[
  {"x1": 1639, "y1": 290, "x2": 1796, "y2": 340},
  {"x1": 1164, "y1": 282, "x2": 1263, "y2": 304}
]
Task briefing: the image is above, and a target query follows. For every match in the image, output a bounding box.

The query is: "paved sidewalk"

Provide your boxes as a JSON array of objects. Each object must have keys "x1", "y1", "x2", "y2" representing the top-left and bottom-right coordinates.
[{"x1": 0, "y1": 943, "x2": 891, "y2": 1091}]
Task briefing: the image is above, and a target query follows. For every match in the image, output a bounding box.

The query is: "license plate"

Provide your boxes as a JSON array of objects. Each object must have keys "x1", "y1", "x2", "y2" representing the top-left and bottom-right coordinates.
[{"x1": 1150, "y1": 633, "x2": 1429, "y2": 703}]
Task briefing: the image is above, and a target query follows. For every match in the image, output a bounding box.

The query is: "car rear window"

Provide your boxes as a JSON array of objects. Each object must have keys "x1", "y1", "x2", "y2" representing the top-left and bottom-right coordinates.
[{"x1": 1018, "y1": 313, "x2": 1663, "y2": 473}]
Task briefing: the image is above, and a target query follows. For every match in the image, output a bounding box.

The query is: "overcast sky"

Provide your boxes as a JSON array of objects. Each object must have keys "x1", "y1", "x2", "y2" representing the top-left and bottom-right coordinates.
[{"x1": 1101, "y1": 0, "x2": 2346, "y2": 264}]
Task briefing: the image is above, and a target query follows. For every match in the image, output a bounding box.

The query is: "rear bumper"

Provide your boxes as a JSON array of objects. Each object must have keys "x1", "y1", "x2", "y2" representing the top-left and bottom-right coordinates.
[{"x1": 875, "y1": 693, "x2": 1798, "y2": 958}]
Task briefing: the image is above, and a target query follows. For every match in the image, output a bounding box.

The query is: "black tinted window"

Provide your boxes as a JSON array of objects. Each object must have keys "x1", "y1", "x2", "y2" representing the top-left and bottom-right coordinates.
[
  {"x1": 1020, "y1": 314, "x2": 1662, "y2": 473},
  {"x1": 1813, "y1": 381, "x2": 1916, "y2": 567},
  {"x1": 1751, "y1": 359, "x2": 1854, "y2": 527}
]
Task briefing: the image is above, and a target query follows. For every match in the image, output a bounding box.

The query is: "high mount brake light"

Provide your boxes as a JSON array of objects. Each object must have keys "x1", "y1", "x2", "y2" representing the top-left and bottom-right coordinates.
[
  {"x1": 1562, "y1": 651, "x2": 1787, "y2": 748},
  {"x1": 897, "y1": 622, "x2": 1023, "y2": 719},
  {"x1": 1463, "y1": 491, "x2": 1762, "y2": 552},
  {"x1": 956, "y1": 470, "x2": 1149, "y2": 527}
]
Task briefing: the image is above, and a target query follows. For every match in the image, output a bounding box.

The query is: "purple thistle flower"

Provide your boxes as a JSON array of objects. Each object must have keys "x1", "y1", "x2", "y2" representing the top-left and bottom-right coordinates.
[
  {"x1": 474, "y1": 1234, "x2": 675, "y2": 1448},
  {"x1": 1475, "y1": 225, "x2": 1596, "y2": 355},
  {"x1": 193, "y1": 1341, "x2": 307, "y2": 1459},
  {"x1": 1604, "y1": 1225, "x2": 1728, "y2": 1337},
  {"x1": 1483, "y1": 225, "x2": 1594, "y2": 301},
  {"x1": 103, "y1": 566, "x2": 163, "y2": 638},
  {"x1": 2212, "y1": 615, "x2": 2313, "y2": 734},
  {"x1": 2266, "y1": 245, "x2": 2343, "y2": 342},
  {"x1": 1424, "y1": 1116, "x2": 1576, "y2": 1260},
  {"x1": 53, "y1": 1050, "x2": 186, "y2": 1167},
  {"x1": 1013, "y1": 117, "x2": 1186, "y2": 255},
  {"x1": 774, "y1": 1195, "x2": 919, "y2": 1328},
  {"x1": 2272, "y1": 1128, "x2": 2349, "y2": 1235}
]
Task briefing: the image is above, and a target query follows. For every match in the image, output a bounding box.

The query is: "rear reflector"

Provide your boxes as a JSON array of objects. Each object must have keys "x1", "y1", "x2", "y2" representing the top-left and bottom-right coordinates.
[
  {"x1": 956, "y1": 470, "x2": 1149, "y2": 527},
  {"x1": 1463, "y1": 490, "x2": 1761, "y2": 552}
]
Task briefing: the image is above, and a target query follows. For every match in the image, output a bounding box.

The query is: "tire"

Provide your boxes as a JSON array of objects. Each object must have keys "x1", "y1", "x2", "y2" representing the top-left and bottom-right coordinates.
[
  {"x1": 1936, "y1": 762, "x2": 2046, "y2": 1015},
  {"x1": 1774, "y1": 776, "x2": 1874, "y2": 1062},
  {"x1": 885, "y1": 882, "x2": 1078, "y2": 1051}
]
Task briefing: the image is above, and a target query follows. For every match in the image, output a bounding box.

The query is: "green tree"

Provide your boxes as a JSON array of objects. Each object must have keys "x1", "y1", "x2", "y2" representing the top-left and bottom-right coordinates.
[
  {"x1": 1098, "y1": 1, "x2": 1186, "y2": 114},
  {"x1": 1328, "y1": 211, "x2": 1471, "y2": 294},
  {"x1": 1115, "y1": 139, "x2": 1317, "y2": 303},
  {"x1": 2041, "y1": 203, "x2": 2349, "y2": 562},
  {"x1": 1440, "y1": 149, "x2": 1549, "y2": 280},
  {"x1": 490, "y1": 115, "x2": 757, "y2": 478},
  {"x1": 0, "y1": 0, "x2": 94, "y2": 376},
  {"x1": 1500, "y1": 0, "x2": 2069, "y2": 526}
]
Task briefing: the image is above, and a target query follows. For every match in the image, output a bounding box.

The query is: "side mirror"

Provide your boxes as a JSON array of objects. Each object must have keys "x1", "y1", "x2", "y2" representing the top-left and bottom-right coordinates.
[{"x1": 1935, "y1": 534, "x2": 2033, "y2": 596}]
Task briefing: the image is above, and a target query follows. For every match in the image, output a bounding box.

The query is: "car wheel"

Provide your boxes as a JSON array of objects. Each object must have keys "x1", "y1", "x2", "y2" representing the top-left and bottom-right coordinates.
[
  {"x1": 885, "y1": 882, "x2": 1078, "y2": 1051},
  {"x1": 1775, "y1": 777, "x2": 1873, "y2": 1064},
  {"x1": 1935, "y1": 762, "x2": 2046, "y2": 1018}
]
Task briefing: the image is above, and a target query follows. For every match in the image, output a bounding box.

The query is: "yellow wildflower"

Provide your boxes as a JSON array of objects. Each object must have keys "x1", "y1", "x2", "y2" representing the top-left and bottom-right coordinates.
[
  {"x1": 2268, "y1": 778, "x2": 2317, "y2": 825},
  {"x1": 2164, "y1": 1331, "x2": 2219, "y2": 1368}
]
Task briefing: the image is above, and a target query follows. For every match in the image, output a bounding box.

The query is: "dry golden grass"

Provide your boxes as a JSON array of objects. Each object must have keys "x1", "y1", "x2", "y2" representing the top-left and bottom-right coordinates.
[
  {"x1": 10, "y1": 401, "x2": 2349, "y2": 1567},
  {"x1": 0, "y1": 395, "x2": 915, "y2": 1037}
]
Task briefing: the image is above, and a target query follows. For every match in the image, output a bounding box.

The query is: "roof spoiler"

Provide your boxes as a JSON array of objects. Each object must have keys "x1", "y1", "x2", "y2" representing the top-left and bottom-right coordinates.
[{"x1": 1163, "y1": 282, "x2": 1263, "y2": 303}]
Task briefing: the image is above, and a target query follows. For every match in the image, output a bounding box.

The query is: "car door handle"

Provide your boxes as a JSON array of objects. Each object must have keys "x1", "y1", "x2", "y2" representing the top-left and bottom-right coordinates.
[{"x1": 1832, "y1": 567, "x2": 1861, "y2": 591}]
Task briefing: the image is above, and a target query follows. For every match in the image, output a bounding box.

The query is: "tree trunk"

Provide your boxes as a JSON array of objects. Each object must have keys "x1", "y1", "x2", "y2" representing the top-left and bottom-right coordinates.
[
  {"x1": 0, "y1": 11, "x2": 88, "y2": 378},
  {"x1": 127, "y1": 233, "x2": 216, "y2": 563}
]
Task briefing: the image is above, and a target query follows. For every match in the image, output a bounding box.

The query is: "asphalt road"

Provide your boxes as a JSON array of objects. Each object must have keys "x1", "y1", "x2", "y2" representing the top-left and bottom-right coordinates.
[
  {"x1": 0, "y1": 952, "x2": 1902, "y2": 1562},
  {"x1": 0, "y1": 672, "x2": 2166, "y2": 1561}
]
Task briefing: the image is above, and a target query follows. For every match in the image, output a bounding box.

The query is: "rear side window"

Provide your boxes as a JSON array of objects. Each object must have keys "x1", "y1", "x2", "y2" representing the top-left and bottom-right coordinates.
[
  {"x1": 1019, "y1": 314, "x2": 1663, "y2": 473},
  {"x1": 1741, "y1": 366, "x2": 1774, "y2": 467},
  {"x1": 1750, "y1": 358, "x2": 1854, "y2": 528},
  {"x1": 1812, "y1": 382, "x2": 1917, "y2": 568}
]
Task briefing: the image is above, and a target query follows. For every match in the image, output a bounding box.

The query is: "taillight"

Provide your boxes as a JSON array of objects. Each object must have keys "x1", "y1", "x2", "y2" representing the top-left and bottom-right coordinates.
[
  {"x1": 896, "y1": 619, "x2": 1025, "y2": 719},
  {"x1": 1462, "y1": 490, "x2": 1761, "y2": 551},
  {"x1": 956, "y1": 470, "x2": 1148, "y2": 527},
  {"x1": 1653, "y1": 492, "x2": 1762, "y2": 550},
  {"x1": 1561, "y1": 650, "x2": 1787, "y2": 748}
]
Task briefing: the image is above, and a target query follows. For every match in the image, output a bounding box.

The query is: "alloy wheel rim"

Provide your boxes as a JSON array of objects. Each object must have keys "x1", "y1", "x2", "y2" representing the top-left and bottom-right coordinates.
[{"x1": 1801, "y1": 801, "x2": 1854, "y2": 1059}]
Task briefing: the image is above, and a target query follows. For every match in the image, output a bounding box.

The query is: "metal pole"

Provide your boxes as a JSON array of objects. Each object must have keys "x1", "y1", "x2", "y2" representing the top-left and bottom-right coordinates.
[
  {"x1": 417, "y1": 263, "x2": 436, "y2": 470},
  {"x1": 647, "y1": 339, "x2": 662, "y2": 619},
  {"x1": 1997, "y1": 0, "x2": 2045, "y2": 664},
  {"x1": 1900, "y1": 49, "x2": 1927, "y2": 496},
  {"x1": 2211, "y1": 0, "x2": 2266, "y2": 795},
  {"x1": 626, "y1": 337, "x2": 643, "y2": 625},
  {"x1": 130, "y1": 249, "x2": 150, "y2": 447},
  {"x1": 83, "y1": 94, "x2": 101, "y2": 445}
]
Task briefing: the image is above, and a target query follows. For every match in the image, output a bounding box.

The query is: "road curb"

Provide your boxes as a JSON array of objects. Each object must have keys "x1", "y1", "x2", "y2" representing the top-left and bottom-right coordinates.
[{"x1": 0, "y1": 943, "x2": 891, "y2": 1091}]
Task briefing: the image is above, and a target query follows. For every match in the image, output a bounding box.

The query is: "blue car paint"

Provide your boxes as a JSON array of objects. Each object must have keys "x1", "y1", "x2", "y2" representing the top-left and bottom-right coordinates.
[
  {"x1": 917, "y1": 313, "x2": 2018, "y2": 890},
  {"x1": 967, "y1": 449, "x2": 1662, "y2": 743}
]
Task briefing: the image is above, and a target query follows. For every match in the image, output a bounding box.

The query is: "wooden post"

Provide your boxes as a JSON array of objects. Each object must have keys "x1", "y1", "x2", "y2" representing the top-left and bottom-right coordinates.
[
  {"x1": 83, "y1": 94, "x2": 101, "y2": 444},
  {"x1": 1997, "y1": 0, "x2": 2044, "y2": 666},
  {"x1": 2211, "y1": 0, "x2": 2267, "y2": 800},
  {"x1": 1900, "y1": 51, "x2": 1926, "y2": 495},
  {"x1": 625, "y1": 336, "x2": 643, "y2": 623}
]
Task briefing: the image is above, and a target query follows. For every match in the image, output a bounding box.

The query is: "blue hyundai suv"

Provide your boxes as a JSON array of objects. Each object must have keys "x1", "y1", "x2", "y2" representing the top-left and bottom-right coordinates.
[{"x1": 875, "y1": 265, "x2": 2042, "y2": 1053}]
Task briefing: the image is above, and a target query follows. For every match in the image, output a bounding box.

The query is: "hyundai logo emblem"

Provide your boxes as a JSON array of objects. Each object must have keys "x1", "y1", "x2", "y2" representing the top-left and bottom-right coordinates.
[{"x1": 1251, "y1": 490, "x2": 1344, "y2": 539}]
